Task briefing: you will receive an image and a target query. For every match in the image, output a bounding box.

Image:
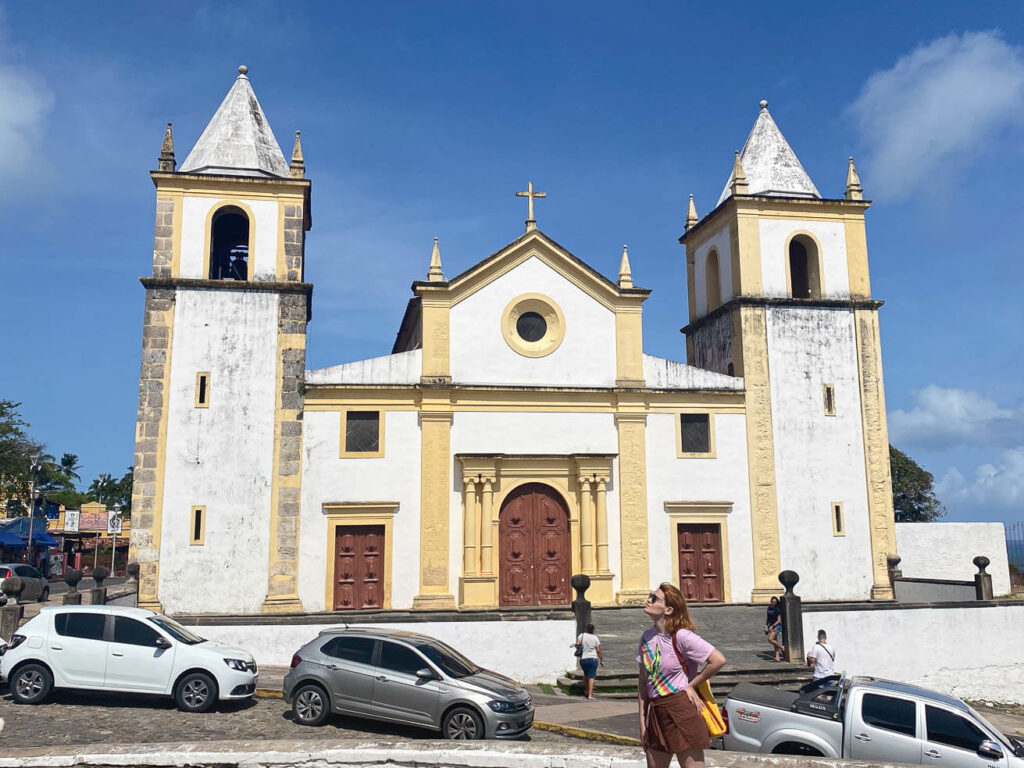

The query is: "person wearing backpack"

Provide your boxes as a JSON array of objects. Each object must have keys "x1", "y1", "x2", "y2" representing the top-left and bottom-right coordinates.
[
  {"x1": 806, "y1": 629, "x2": 836, "y2": 679},
  {"x1": 636, "y1": 583, "x2": 726, "y2": 768}
]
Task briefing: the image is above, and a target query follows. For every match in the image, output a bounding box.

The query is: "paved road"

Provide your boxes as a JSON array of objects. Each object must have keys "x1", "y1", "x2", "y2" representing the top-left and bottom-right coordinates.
[{"x1": 0, "y1": 685, "x2": 580, "y2": 748}]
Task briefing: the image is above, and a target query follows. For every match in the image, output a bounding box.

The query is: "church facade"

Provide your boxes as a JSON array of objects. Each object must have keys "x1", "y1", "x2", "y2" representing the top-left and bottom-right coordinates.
[{"x1": 129, "y1": 70, "x2": 896, "y2": 615}]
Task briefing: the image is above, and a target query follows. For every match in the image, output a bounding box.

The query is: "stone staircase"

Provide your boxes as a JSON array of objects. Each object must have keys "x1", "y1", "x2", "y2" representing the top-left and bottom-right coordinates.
[{"x1": 558, "y1": 659, "x2": 812, "y2": 699}]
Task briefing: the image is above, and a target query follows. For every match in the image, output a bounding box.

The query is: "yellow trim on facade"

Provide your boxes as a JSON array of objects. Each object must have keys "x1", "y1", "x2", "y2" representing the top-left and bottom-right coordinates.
[
  {"x1": 189, "y1": 506, "x2": 206, "y2": 546},
  {"x1": 614, "y1": 407, "x2": 650, "y2": 604},
  {"x1": 169, "y1": 191, "x2": 183, "y2": 278},
  {"x1": 675, "y1": 411, "x2": 717, "y2": 459},
  {"x1": 783, "y1": 231, "x2": 824, "y2": 300},
  {"x1": 831, "y1": 502, "x2": 845, "y2": 537},
  {"x1": 735, "y1": 212, "x2": 763, "y2": 297},
  {"x1": 276, "y1": 200, "x2": 287, "y2": 281},
  {"x1": 151, "y1": 172, "x2": 309, "y2": 201},
  {"x1": 194, "y1": 372, "x2": 210, "y2": 408},
  {"x1": 501, "y1": 293, "x2": 566, "y2": 358},
  {"x1": 614, "y1": 302, "x2": 645, "y2": 385},
  {"x1": 339, "y1": 409, "x2": 386, "y2": 458},
  {"x1": 323, "y1": 502, "x2": 397, "y2": 611},
  {"x1": 664, "y1": 502, "x2": 733, "y2": 604},
  {"x1": 420, "y1": 297, "x2": 451, "y2": 381},
  {"x1": 413, "y1": 407, "x2": 456, "y2": 608},
  {"x1": 202, "y1": 200, "x2": 257, "y2": 282},
  {"x1": 853, "y1": 308, "x2": 897, "y2": 600},
  {"x1": 843, "y1": 214, "x2": 872, "y2": 300}
]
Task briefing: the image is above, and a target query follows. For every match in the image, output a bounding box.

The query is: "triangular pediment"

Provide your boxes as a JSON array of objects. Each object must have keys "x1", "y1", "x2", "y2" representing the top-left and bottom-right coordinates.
[{"x1": 415, "y1": 229, "x2": 649, "y2": 310}]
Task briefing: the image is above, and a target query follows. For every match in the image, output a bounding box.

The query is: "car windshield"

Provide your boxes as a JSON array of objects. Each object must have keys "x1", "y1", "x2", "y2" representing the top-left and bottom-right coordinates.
[
  {"x1": 415, "y1": 640, "x2": 481, "y2": 678},
  {"x1": 968, "y1": 705, "x2": 1016, "y2": 752},
  {"x1": 148, "y1": 615, "x2": 206, "y2": 645}
]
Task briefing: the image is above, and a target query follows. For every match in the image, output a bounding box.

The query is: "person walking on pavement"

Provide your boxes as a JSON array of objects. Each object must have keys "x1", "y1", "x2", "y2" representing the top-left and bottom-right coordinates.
[
  {"x1": 637, "y1": 583, "x2": 726, "y2": 768},
  {"x1": 574, "y1": 623, "x2": 605, "y2": 700},
  {"x1": 765, "y1": 595, "x2": 784, "y2": 662},
  {"x1": 806, "y1": 629, "x2": 836, "y2": 679}
]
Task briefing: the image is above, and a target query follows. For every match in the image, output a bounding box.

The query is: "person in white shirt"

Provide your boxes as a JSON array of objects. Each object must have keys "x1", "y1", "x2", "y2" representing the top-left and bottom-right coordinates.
[
  {"x1": 806, "y1": 629, "x2": 836, "y2": 679},
  {"x1": 573, "y1": 623, "x2": 605, "y2": 699}
]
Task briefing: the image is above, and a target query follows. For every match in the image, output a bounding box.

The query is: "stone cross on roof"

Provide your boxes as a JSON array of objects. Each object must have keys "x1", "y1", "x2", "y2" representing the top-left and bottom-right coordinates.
[{"x1": 515, "y1": 181, "x2": 546, "y2": 231}]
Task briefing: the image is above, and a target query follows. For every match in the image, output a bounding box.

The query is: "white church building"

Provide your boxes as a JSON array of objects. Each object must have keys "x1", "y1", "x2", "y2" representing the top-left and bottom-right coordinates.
[{"x1": 129, "y1": 69, "x2": 902, "y2": 616}]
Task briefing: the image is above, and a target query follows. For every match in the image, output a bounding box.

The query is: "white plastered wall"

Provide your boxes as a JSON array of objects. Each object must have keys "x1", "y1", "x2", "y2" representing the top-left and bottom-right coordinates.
[
  {"x1": 693, "y1": 224, "x2": 733, "y2": 318},
  {"x1": 299, "y1": 410, "x2": 422, "y2": 611},
  {"x1": 896, "y1": 522, "x2": 1011, "y2": 596},
  {"x1": 159, "y1": 290, "x2": 278, "y2": 614},
  {"x1": 645, "y1": 412, "x2": 754, "y2": 602},
  {"x1": 802, "y1": 605, "x2": 1024, "y2": 703},
  {"x1": 759, "y1": 219, "x2": 850, "y2": 299},
  {"x1": 767, "y1": 306, "x2": 874, "y2": 600},
  {"x1": 449, "y1": 255, "x2": 616, "y2": 387},
  {"x1": 450, "y1": 411, "x2": 621, "y2": 594},
  {"x1": 179, "y1": 196, "x2": 279, "y2": 281}
]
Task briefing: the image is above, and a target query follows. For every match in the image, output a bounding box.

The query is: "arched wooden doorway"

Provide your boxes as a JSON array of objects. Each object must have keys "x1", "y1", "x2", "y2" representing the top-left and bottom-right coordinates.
[{"x1": 498, "y1": 483, "x2": 571, "y2": 606}]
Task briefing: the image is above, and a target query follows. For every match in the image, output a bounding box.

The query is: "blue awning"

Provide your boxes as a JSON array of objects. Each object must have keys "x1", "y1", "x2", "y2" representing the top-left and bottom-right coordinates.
[
  {"x1": 31, "y1": 531, "x2": 59, "y2": 547},
  {"x1": 0, "y1": 531, "x2": 27, "y2": 548}
]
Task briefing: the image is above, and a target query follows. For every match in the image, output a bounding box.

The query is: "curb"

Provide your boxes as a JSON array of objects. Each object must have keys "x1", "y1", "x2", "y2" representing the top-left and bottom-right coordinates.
[{"x1": 532, "y1": 720, "x2": 640, "y2": 746}]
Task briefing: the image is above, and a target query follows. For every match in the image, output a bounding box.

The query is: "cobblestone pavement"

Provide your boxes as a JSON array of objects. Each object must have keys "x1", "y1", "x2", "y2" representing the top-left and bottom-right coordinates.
[{"x1": 0, "y1": 687, "x2": 576, "y2": 748}]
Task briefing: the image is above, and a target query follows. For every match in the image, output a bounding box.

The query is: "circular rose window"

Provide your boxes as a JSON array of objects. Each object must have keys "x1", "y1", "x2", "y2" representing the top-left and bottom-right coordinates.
[{"x1": 501, "y1": 294, "x2": 565, "y2": 358}]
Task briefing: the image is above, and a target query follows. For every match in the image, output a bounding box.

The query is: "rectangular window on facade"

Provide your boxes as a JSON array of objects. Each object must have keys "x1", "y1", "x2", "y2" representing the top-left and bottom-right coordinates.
[
  {"x1": 341, "y1": 410, "x2": 384, "y2": 457},
  {"x1": 832, "y1": 502, "x2": 845, "y2": 536},
  {"x1": 679, "y1": 413, "x2": 712, "y2": 456},
  {"x1": 195, "y1": 372, "x2": 210, "y2": 408},
  {"x1": 189, "y1": 506, "x2": 205, "y2": 545},
  {"x1": 823, "y1": 383, "x2": 836, "y2": 416}
]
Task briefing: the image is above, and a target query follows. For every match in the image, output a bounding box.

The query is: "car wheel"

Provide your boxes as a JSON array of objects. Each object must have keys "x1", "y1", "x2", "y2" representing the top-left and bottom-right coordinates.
[
  {"x1": 291, "y1": 683, "x2": 330, "y2": 726},
  {"x1": 40, "y1": 588, "x2": 49, "y2": 603},
  {"x1": 11, "y1": 663, "x2": 53, "y2": 705},
  {"x1": 443, "y1": 706, "x2": 484, "y2": 740},
  {"x1": 174, "y1": 671, "x2": 218, "y2": 713}
]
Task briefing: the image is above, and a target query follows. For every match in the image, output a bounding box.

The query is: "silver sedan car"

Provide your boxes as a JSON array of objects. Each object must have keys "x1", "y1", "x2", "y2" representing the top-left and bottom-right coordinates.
[
  {"x1": 0, "y1": 564, "x2": 49, "y2": 602},
  {"x1": 283, "y1": 628, "x2": 534, "y2": 740}
]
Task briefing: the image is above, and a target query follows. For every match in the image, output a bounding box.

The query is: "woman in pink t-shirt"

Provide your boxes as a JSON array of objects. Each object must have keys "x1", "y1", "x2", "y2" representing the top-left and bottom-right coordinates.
[{"x1": 636, "y1": 583, "x2": 726, "y2": 768}]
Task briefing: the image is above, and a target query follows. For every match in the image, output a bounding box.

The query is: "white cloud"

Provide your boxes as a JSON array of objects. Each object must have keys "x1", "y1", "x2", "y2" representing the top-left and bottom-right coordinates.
[
  {"x1": 849, "y1": 31, "x2": 1024, "y2": 200},
  {"x1": 0, "y1": 64, "x2": 53, "y2": 184},
  {"x1": 888, "y1": 385, "x2": 1024, "y2": 450},
  {"x1": 937, "y1": 448, "x2": 1024, "y2": 515}
]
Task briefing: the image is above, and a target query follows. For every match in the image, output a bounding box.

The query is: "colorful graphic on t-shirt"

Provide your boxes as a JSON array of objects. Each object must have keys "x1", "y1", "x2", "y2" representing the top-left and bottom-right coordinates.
[{"x1": 640, "y1": 640, "x2": 679, "y2": 696}]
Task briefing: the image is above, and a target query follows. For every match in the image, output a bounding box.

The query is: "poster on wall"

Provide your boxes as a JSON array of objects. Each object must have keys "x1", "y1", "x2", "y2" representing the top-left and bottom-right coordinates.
[
  {"x1": 49, "y1": 552, "x2": 65, "y2": 577},
  {"x1": 107, "y1": 510, "x2": 123, "y2": 535},
  {"x1": 64, "y1": 510, "x2": 80, "y2": 532}
]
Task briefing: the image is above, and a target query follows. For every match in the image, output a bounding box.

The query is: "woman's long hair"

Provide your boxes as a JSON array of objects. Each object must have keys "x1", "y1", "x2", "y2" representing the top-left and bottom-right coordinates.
[{"x1": 660, "y1": 582, "x2": 697, "y2": 633}]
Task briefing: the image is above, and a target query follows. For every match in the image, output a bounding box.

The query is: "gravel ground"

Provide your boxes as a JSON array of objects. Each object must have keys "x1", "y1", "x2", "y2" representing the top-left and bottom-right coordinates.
[{"x1": 0, "y1": 687, "x2": 574, "y2": 748}]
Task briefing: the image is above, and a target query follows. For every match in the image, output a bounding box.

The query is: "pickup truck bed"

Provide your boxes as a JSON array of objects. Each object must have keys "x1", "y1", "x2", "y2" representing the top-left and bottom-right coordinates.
[{"x1": 728, "y1": 683, "x2": 800, "y2": 712}]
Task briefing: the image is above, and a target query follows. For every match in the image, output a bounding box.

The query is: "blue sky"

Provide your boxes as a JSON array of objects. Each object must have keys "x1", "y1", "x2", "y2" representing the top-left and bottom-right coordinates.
[{"x1": 1, "y1": 2, "x2": 1022, "y2": 523}]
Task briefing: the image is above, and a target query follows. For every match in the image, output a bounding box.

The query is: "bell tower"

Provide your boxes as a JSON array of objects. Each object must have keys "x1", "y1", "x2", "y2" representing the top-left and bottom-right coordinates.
[
  {"x1": 680, "y1": 101, "x2": 895, "y2": 602},
  {"x1": 129, "y1": 66, "x2": 312, "y2": 615}
]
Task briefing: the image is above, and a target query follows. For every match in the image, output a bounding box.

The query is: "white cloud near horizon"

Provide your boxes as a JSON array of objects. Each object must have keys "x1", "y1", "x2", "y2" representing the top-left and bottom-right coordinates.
[
  {"x1": 0, "y1": 64, "x2": 53, "y2": 187},
  {"x1": 889, "y1": 385, "x2": 1024, "y2": 451},
  {"x1": 849, "y1": 31, "x2": 1024, "y2": 201},
  {"x1": 937, "y1": 448, "x2": 1024, "y2": 516}
]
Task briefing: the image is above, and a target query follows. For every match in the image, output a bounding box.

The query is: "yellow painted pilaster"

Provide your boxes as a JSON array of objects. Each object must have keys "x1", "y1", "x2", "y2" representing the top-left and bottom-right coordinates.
[
  {"x1": 735, "y1": 211, "x2": 763, "y2": 297},
  {"x1": 844, "y1": 215, "x2": 872, "y2": 300},
  {"x1": 420, "y1": 298, "x2": 451, "y2": 383},
  {"x1": 414, "y1": 406, "x2": 456, "y2": 609},
  {"x1": 462, "y1": 477, "x2": 478, "y2": 576},
  {"x1": 615, "y1": 302, "x2": 645, "y2": 386},
  {"x1": 739, "y1": 304, "x2": 782, "y2": 601},
  {"x1": 595, "y1": 476, "x2": 610, "y2": 574},
  {"x1": 579, "y1": 477, "x2": 595, "y2": 573},
  {"x1": 480, "y1": 477, "x2": 494, "y2": 575},
  {"x1": 615, "y1": 405, "x2": 650, "y2": 604},
  {"x1": 854, "y1": 309, "x2": 897, "y2": 600}
]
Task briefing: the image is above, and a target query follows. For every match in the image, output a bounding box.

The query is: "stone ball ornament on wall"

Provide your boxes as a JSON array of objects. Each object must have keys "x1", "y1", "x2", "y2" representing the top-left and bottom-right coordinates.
[{"x1": 501, "y1": 292, "x2": 565, "y2": 358}]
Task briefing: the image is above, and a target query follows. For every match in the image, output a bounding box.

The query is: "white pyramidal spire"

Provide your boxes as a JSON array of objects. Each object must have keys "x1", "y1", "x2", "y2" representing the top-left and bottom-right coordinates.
[
  {"x1": 717, "y1": 100, "x2": 820, "y2": 205},
  {"x1": 180, "y1": 65, "x2": 289, "y2": 178}
]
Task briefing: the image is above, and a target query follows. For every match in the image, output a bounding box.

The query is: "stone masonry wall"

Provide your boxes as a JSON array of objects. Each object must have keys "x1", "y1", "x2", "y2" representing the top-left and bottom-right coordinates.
[{"x1": 283, "y1": 204, "x2": 304, "y2": 281}]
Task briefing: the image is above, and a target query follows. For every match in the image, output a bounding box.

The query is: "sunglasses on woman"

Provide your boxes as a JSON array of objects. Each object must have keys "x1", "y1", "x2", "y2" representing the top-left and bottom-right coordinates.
[{"x1": 647, "y1": 592, "x2": 663, "y2": 603}]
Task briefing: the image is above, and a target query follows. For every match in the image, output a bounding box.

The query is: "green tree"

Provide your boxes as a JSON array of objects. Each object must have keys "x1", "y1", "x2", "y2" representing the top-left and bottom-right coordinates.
[
  {"x1": 86, "y1": 467, "x2": 132, "y2": 513},
  {"x1": 890, "y1": 444, "x2": 946, "y2": 522},
  {"x1": 58, "y1": 453, "x2": 82, "y2": 487},
  {"x1": 0, "y1": 399, "x2": 33, "y2": 503}
]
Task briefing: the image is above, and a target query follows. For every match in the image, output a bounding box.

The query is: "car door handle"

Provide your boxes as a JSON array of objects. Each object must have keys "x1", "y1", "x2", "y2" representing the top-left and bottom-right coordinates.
[
  {"x1": 49, "y1": 645, "x2": 62, "y2": 651},
  {"x1": 854, "y1": 733, "x2": 871, "y2": 742},
  {"x1": 326, "y1": 664, "x2": 340, "y2": 671},
  {"x1": 111, "y1": 652, "x2": 124, "y2": 657},
  {"x1": 375, "y1": 675, "x2": 389, "y2": 682},
  {"x1": 924, "y1": 750, "x2": 942, "y2": 759}
]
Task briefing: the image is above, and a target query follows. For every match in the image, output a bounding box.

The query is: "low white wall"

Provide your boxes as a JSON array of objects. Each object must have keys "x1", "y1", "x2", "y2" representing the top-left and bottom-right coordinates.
[
  {"x1": 802, "y1": 604, "x2": 1024, "y2": 704},
  {"x1": 194, "y1": 619, "x2": 576, "y2": 684},
  {"x1": 896, "y1": 522, "x2": 1010, "y2": 596}
]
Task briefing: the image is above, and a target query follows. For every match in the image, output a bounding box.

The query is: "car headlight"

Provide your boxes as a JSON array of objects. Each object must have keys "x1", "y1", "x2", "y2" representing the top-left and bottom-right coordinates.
[
  {"x1": 7, "y1": 634, "x2": 26, "y2": 650},
  {"x1": 487, "y1": 699, "x2": 519, "y2": 713},
  {"x1": 224, "y1": 658, "x2": 251, "y2": 671}
]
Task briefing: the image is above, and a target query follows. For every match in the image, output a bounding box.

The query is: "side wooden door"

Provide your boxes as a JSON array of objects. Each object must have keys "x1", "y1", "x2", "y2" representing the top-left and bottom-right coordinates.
[
  {"x1": 677, "y1": 524, "x2": 724, "y2": 602},
  {"x1": 498, "y1": 484, "x2": 570, "y2": 606},
  {"x1": 333, "y1": 524, "x2": 384, "y2": 610}
]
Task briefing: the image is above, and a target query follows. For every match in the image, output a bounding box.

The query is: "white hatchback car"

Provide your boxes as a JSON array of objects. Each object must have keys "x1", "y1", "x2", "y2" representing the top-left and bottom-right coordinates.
[{"x1": 0, "y1": 606, "x2": 257, "y2": 712}]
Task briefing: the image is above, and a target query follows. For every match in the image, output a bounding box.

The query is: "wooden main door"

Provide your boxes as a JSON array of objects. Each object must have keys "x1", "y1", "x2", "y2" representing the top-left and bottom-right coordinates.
[
  {"x1": 498, "y1": 483, "x2": 571, "y2": 606},
  {"x1": 677, "y1": 524, "x2": 724, "y2": 602},
  {"x1": 333, "y1": 525, "x2": 384, "y2": 610}
]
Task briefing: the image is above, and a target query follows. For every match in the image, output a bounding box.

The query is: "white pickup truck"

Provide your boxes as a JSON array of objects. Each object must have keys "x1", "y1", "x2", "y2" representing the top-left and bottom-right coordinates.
[{"x1": 723, "y1": 675, "x2": 1024, "y2": 768}]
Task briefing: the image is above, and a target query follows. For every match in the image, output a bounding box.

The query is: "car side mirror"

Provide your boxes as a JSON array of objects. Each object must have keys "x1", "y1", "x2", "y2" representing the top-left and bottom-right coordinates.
[
  {"x1": 154, "y1": 637, "x2": 172, "y2": 649},
  {"x1": 977, "y1": 740, "x2": 1003, "y2": 759},
  {"x1": 415, "y1": 667, "x2": 437, "y2": 680}
]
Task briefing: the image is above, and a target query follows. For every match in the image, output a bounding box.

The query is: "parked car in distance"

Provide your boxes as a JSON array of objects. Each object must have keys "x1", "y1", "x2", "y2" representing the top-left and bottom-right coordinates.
[
  {"x1": 0, "y1": 605, "x2": 257, "y2": 712},
  {"x1": 283, "y1": 627, "x2": 534, "y2": 740},
  {"x1": 0, "y1": 564, "x2": 49, "y2": 602},
  {"x1": 723, "y1": 674, "x2": 1024, "y2": 768}
]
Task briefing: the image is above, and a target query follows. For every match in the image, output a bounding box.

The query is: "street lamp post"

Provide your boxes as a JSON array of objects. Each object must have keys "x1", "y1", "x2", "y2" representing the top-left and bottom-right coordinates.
[{"x1": 110, "y1": 503, "x2": 122, "y2": 574}]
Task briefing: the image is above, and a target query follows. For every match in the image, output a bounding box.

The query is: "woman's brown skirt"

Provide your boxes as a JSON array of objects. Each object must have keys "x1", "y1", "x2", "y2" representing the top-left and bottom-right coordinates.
[{"x1": 643, "y1": 691, "x2": 710, "y2": 753}]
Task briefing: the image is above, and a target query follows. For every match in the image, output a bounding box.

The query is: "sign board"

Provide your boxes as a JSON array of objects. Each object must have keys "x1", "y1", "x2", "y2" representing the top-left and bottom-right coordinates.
[
  {"x1": 64, "y1": 509, "x2": 80, "y2": 533},
  {"x1": 107, "y1": 511, "x2": 123, "y2": 535}
]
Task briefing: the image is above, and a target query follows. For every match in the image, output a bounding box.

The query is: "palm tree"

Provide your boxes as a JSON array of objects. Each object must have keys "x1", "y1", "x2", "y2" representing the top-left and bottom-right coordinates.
[{"x1": 58, "y1": 453, "x2": 82, "y2": 487}]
